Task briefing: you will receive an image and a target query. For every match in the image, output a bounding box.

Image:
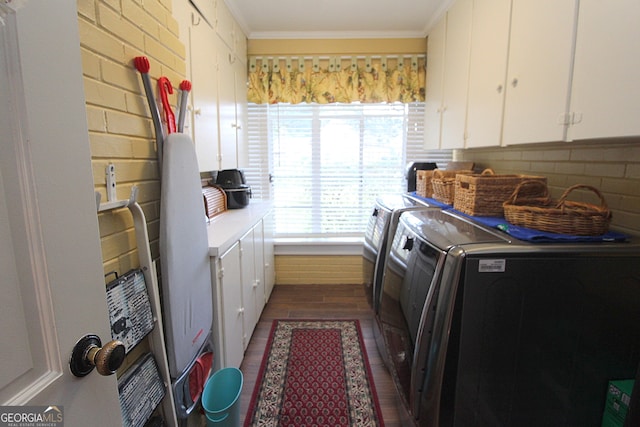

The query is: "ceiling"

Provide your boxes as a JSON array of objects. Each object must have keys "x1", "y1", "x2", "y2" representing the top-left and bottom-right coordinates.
[{"x1": 224, "y1": 0, "x2": 452, "y2": 39}]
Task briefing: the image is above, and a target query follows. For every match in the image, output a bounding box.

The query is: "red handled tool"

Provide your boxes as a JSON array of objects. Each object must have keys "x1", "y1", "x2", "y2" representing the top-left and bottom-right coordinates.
[
  {"x1": 177, "y1": 80, "x2": 192, "y2": 133},
  {"x1": 157, "y1": 77, "x2": 177, "y2": 135}
]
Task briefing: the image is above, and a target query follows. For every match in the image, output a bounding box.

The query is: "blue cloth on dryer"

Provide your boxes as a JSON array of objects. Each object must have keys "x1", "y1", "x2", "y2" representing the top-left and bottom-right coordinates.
[{"x1": 453, "y1": 210, "x2": 630, "y2": 243}]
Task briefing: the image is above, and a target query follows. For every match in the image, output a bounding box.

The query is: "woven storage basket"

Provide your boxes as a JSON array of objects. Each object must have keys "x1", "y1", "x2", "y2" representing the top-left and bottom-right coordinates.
[
  {"x1": 503, "y1": 181, "x2": 612, "y2": 236},
  {"x1": 431, "y1": 169, "x2": 474, "y2": 205},
  {"x1": 202, "y1": 185, "x2": 227, "y2": 219},
  {"x1": 454, "y1": 169, "x2": 547, "y2": 217},
  {"x1": 416, "y1": 170, "x2": 435, "y2": 198}
]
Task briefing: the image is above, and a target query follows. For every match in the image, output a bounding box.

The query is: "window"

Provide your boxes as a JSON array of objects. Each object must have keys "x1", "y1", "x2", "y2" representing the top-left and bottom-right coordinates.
[{"x1": 244, "y1": 102, "x2": 451, "y2": 237}]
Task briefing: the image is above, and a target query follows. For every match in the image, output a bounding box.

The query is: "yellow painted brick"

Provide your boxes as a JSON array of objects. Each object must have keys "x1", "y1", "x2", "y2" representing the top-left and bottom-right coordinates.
[
  {"x1": 100, "y1": 228, "x2": 137, "y2": 261},
  {"x1": 131, "y1": 138, "x2": 158, "y2": 159},
  {"x1": 98, "y1": 208, "x2": 134, "y2": 237},
  {"x1": 102, "y1": 257, "x2": 121, "y2": 278},
  {"x1": 133, "y1": 181, "x2": 161, "y2": 204},
  {"x1": 84, "y1": 77, "x2": 128, "y2": 111},
  {"x1": 85, "y1": 106, "x2": 107, "y2": 132},
  {"x1": 159, "y1": 0, "x2": 173, "y2": 14},
  {"x1": 102, "y1": 0, "x2": 121, "y2": 12},
  {"x1": 166, "y1": 12, "x2": 180, "y2": 37},
  {"x1": 122, "y1": 0, "x2": 160, "y2": 39},
  {"x1": 101, "y1": 59, "x2": 140, "y2": 92},
  {"x1": 158, "y1": 24, "x2": 186, "y2": 59},
  {"x1": 98, "y1": 3, "x2": 145, "y2": 51},
  {"x1": 117, "y1": 251, "x2": 141, "y2": 276},
  {"x1": 78, "y1": 17, "x2": 125, "y2": 62},
  {"x1": 110, "y1": 159, "x2": 160, "y2": 182},
  {"x1": 77, "y1": 0, "x2": 97, "y2": 24},
  {"x1": 105, "y1": 109, "x2": 153, "y2": 137},
  {"x1": 125, "y1": 91, "x2": 154, "y2": 117},
  {"x1": 145, "y1": 36, "x2": 182, "y2": 72},
  {"x1": 143, "y1": 0, "x2": 169, "y2": 27},
  {"x1": 80, "y1": 48, "x2": 101, "y2": 79},
  {"x1": 89, "y1": 132, "x2": 135, "y2": 158}
]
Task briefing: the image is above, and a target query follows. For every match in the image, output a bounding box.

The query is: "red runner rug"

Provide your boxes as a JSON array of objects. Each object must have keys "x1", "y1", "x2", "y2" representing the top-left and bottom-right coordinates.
[{"x1": 244, "y1": 320, "x2": 385, "y2": 427}]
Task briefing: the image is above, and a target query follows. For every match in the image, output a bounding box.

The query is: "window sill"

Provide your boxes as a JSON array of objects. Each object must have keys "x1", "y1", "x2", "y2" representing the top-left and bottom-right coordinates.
[{"x1": 274, "y1": 237, "x2": 364, "y2": 256}]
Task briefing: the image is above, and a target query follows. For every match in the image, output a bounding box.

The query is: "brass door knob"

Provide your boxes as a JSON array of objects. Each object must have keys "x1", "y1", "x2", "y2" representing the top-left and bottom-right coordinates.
[{"x1": 70, "y1": 334, "x2": 125, "y2": 377}]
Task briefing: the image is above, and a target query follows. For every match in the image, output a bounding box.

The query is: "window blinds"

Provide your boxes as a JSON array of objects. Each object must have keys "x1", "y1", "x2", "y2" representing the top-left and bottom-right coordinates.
[{"x1": 245, "y1": 102, "x2": 452, "y2": 237}]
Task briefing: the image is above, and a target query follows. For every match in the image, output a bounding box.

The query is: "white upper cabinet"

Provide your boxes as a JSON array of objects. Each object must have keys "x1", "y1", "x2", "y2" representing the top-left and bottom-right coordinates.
[
  {"x1": 424, "y1": 17, "x2": 446, "y2": 149},
  {"x1": 568, "y1": 0, "x2": 640, "y2": 140},
  {"x1": 502, "y1": 0, "x2": 577, "y2": 145},
  {"x1": 190, "y1": 15, "x2": 220, "y2": 172},
  {"x1": 465, "y1": 0, "x2": 511, "y2": 148},
  {"x1": 217, "y1": 37, "x2": 248, "y2": 170},
  {"x1": 440, "y1": 0, "x2": 473, "y2": 149}
]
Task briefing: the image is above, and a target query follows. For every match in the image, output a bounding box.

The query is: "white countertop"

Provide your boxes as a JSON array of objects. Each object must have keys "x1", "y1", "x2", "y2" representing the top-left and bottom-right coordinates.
[{"x1": 206, "y1": 200, "x2": 273, "y2": 257}]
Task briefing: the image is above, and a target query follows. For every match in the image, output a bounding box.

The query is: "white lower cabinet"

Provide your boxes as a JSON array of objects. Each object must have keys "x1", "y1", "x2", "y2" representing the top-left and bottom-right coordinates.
[
  {"x1": 211, "y1": 213, "x2": 274, "y2": 369},
  {"x1": 217, "y1": 242, "x2": 244, "y2": 369},
  {"x1": 263, "y1": 212, "x2": 275, "y2": 302}
]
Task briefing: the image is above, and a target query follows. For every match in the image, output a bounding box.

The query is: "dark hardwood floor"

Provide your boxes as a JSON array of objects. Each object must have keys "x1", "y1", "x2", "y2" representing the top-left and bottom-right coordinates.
[{"x1": 239, "y1": 283, "x2": 402, "y2": 426}]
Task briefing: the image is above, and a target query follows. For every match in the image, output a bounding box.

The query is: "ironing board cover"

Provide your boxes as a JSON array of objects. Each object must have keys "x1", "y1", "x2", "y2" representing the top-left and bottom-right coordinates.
[{"x1": 159, "y1": 132, "x2": 213, "y2": 377}]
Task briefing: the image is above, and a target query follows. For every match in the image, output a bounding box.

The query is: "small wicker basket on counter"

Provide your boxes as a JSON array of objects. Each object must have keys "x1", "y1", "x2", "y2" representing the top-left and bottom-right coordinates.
[
  {"x1": 454, "y1": 169, "x2": 547, "y2": 217},
  {"x1": 502, "y1": 181, "x2": 612, "y2": 236},
  {"x1": 416, "y1": 170, "x2": 435, "y2": 198},
  {"x1": 431, "y1": 169, "x2": 474, "y2": 205}
]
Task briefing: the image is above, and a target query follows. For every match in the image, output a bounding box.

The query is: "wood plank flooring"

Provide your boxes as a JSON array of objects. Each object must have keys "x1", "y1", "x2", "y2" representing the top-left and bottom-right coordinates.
[{"x1": 239, "y1": 283, "x2": 402, "y2": 426}]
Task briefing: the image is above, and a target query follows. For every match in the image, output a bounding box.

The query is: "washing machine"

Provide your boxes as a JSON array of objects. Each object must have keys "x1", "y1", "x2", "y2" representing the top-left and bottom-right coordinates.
[{"x1": 362, "y1": 193, "x2": 439, "y2": 366}]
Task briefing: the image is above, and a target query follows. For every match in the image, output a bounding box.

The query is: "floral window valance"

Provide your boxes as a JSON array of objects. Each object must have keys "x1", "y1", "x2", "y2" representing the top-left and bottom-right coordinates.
[{"x1": 247, "y1": 55, "x2": 425, "y2": 104}]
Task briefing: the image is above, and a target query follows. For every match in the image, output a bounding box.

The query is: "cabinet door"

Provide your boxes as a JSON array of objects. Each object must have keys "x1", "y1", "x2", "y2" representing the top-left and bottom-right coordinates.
[
  {"x1": 440, "y1": 0, "x2": 473, "y2": 149},
  {"x1": 502, "y1": 0, "x2": 577, "y2": 145},
  {"x1": 465, "y1": 0, "x2": 511, "y2": 148},
  {"x1": 234, "y1": 57, "x2": 248, "y2": 169},
  {"x1": 253, "y1": 221, "x2": 265, "y2": 316},
  {"x1": 263, "y1": 212, "x2": 276, "y2": 302},
  {"x1": 239, "y1": 229, "x2": 256, "y2": 349},
  {"x1": 190, "y1": 17, "x2": 220, "y2": 171},
  {"x1": 219, "y1": 242, "x2": 244, "y2": 368},
  {"x1": 424, "y1": 17, "x2": 446, "y2": 149},
  {"x1": 568, "y1": 0, "x2": 640, "y2": 140},
  {"x1": 217, "y1": 39, "x2": 238, "y2": 170}
]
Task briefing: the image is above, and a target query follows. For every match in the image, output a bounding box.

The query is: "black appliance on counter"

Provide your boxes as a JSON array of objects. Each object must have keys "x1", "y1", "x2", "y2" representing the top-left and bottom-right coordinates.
[
  {"x1": 376, "y1": 209, "x2": 640, "y2": 427},
  {"x1": 215, "y1": 169, "x2": 251, "y2": 209}
]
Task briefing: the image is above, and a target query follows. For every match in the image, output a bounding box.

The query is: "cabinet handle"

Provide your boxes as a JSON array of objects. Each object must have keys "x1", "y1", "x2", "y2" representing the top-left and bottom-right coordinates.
[
  {"x1": 238, "y1": 307, "x2": 245, "y2": 314},
  {"x1": 511, "y1": 78, "x2": 519, "y2": 88},
  {"x1": 497, "y1": 84, "x2": 503, "y2": 94},
  {"x1": 194, "y1": 108, "x2": 202, "y2": 116}
]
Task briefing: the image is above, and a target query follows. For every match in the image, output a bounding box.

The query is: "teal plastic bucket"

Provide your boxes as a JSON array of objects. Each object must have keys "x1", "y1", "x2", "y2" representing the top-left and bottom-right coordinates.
[{"x1": 202, "y1": 367, "x2": 243, "y2": 427}]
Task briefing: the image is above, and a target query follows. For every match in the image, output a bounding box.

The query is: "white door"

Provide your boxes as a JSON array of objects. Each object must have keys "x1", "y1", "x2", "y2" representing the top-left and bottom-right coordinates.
[{"x1": 0, "y1": 1, "x2": 122, "y2": 426}]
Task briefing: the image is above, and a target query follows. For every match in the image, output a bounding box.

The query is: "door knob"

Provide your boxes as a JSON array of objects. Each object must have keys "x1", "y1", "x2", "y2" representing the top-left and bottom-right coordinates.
[{"x1": 70, "y1": 334, "x2": 125, "y2": 377}]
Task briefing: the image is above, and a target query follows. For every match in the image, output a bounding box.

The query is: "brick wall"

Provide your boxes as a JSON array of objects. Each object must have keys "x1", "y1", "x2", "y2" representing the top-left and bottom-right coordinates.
[
  {"x1": 275, "y1": 255, "x2": 364, "y2": 285},
  {"x1": 77, "y1": 0, "x2": 185, "y2": 276},
  {"x1": 455, "y1": 138, "x2": 640, "y2": 235}
]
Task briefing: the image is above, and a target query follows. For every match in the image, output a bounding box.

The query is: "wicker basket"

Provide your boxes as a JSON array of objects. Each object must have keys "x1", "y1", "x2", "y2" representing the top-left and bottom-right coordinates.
[
  {"x1": 416, "y1": 170, "x2": 435, "y2": 198},
  {"x1": 431, "y1": 169, "x2": 474, "y2": 204},
  {"x1": 503, "y1": 181, "x2": 612, "y2": 236},
  {"x1": 454, "y1": 169, "x2": 547, "y2": 217}
]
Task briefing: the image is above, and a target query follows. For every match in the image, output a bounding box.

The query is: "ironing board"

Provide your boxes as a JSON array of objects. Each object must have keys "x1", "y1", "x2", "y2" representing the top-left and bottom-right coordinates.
[{"x1": 159, "y1": 132, "x2": 213, "y2": 377}]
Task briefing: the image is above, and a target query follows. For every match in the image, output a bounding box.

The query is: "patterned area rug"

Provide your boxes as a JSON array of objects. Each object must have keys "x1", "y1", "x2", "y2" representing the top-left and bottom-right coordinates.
[{"x1": 244, "y1": 320, "x2": 385, "y2": 427}]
